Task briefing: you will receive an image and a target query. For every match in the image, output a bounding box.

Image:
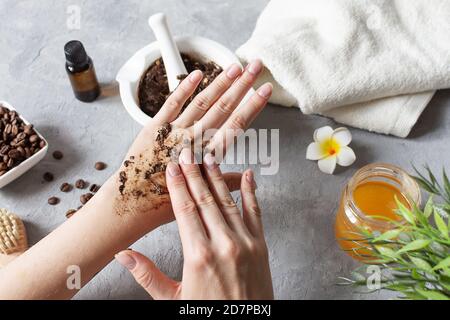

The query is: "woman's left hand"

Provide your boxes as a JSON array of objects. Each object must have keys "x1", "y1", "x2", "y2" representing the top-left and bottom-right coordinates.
[{"x1": 114, "y1": 59, "x2": 272, "y2": 224}]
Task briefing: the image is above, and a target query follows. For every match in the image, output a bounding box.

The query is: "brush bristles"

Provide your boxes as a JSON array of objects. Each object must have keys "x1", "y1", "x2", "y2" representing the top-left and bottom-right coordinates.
[{"x1": 0, "y1": 209, "x2": 27, "y2": 255}]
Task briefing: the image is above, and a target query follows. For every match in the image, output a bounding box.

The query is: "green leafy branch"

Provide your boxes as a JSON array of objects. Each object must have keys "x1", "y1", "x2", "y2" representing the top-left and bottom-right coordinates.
[{"x1": 338, "y1": 167, "x2": 450, "y2": 300}]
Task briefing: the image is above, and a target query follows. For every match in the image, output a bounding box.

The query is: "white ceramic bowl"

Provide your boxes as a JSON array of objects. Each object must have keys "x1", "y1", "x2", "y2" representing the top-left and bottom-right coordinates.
[
  {"x1": 0, "y1": 101, "x2": 48, "y2": 189},
  {"x1": 116, "y1": 36, "x2": 253, "y2": 126}
]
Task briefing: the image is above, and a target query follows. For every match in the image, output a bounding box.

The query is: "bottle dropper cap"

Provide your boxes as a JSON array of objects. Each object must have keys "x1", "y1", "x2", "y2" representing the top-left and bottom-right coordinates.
[{"x1": 64, "y1": 40, "x2": 89, "y2": 66}]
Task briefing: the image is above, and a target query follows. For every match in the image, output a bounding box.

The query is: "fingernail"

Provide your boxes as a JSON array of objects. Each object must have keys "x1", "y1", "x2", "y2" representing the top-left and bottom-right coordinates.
[
  {"x1": 246, "y1": 170, "x2": 258, "y2": 189},
  {"x1": 257, "y1": 83, "x2": 273, "y2": 99},
  {"x1": 226, "y1": 64, "x2": 242, "y2": 79},
  {"x1": 189, "y1": 70, "x2": 203, "y2": 83},
  {"x1": 203, "y1": 153, "x2": 217, "y2": 169},
  {"x1": 167, "y1": 162, "x2": 181, "y2": 177},
  {"x1": 247, "y1": 59, "x2": 263, "y2": 75},
  {"x1": 179, "y1": 148, "x2": 193, "y2": 164},
  {"x1": 115, "y1": 252, "x2": 136, "y2": 270}
]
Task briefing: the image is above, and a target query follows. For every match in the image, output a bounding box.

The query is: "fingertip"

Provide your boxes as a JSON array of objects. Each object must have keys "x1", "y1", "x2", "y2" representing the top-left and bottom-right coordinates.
[
  {"x1": 189, "y1": 70, "x2": 203, "y2": 83},
  {"x1": 179, "y1": 148, "x2": 194, "y2": 165},
  {"x1": 256, "y1": 82, "x2": 273, "y2": 99},
  {"x1": 247, "y1": 59, "x2": 263, "y2": 75},
  {"x1": 226, "y1": 63, "x2": 242, "y2": 79},
  {"x1": 166, "y1": 161, "x2": 181, "y2": 178},
  {"x1": 244, "y1": 169, "x2": 257, "y2": 190},
  {"x1": 115, "y1": 250, "x2": 137, "y2": 270}
]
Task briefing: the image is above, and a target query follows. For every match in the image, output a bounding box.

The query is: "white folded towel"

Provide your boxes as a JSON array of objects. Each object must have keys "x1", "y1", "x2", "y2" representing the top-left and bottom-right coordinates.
[{"x1": 237, "y1": 0, "x2": 450, "y2": 137}]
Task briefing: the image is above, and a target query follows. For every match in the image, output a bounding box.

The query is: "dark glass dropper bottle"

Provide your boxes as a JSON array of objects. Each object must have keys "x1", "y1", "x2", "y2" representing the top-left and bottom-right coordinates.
[{"x1": 64, "y1": 40, "x2": 100, "y2": 102}]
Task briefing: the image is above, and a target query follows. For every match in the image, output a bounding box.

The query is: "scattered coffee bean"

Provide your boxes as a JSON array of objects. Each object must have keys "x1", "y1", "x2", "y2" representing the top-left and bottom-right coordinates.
[
  {"x1": 52, "y1": 150, "x2": 63, "y2": 160},
  {"x1": 60, "y1": 182, "x2": 72, "y2": 192},
  {"x1": 89, "y1": 184, "x2": 100, "y2": 193},
  {"x1": 48, "y1": 196, "x2": 59, "y2": 205},
  {"x1": 80, "y1": 193, "x2": 94, "y2": 205},
  {"x1": 65, "y1": 209, "x2": 77, "y2": 218},
  {"x1": 94, "y1": 161, "x2": 106, "y2": 170},
  {"x1": 43, "y1": 172, "x2": 54, "y2": 182},
  {"x1": 75, "y1": 179, "x2": 86, "y2": 189},
  {"x1": 77, "y1": 205, "x2": 83, "y2": 210}
]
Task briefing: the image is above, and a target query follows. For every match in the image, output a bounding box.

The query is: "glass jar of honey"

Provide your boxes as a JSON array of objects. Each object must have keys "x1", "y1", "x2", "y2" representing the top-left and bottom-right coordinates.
[{"x1": 335, "y1": 163, "x2": 421, "y2": 261}]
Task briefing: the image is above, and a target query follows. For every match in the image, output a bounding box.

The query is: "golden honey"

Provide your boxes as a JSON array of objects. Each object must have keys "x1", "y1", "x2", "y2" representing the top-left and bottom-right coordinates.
[{"x1": 335, "y1": 163, "x2": 421, "y2": 261}]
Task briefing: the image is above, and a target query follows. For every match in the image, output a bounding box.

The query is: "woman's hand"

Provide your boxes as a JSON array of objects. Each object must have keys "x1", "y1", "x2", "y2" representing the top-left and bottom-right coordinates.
[
  {"x1": 115, "y1": 149, "x2": 274, "y2": 300},
  {"x1": 0, "y1": 60, "x2": 272, "y2": 300},
  {"x1": 114, "y1": 59, "x2": 272, "y2": 225}
]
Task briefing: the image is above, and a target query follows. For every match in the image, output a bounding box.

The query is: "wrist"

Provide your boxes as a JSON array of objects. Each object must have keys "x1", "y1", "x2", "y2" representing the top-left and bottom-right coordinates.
[{"x1": 96, "y1": 170, "x2": 173, "y2": 230}]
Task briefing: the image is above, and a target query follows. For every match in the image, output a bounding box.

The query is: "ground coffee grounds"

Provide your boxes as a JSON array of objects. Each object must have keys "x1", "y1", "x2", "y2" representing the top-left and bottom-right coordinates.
[
  {"x1": 115, "y1": 123, "x2": 189, "y2": 216},
  {"x1": 138, "y1": 53, "x2": 222, "y2": 117}
]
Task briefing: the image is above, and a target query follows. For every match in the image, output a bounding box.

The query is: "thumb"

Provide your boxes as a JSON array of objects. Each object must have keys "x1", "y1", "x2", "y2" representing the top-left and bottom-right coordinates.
[{"x1": 115, "y1": 250, "x2": 179, "y2": 299}]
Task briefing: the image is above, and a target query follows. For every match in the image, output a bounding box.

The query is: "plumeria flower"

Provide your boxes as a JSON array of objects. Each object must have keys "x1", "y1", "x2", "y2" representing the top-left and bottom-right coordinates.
[{"x1": 306, "y1": 126, "x2": 356, "y2": 174}]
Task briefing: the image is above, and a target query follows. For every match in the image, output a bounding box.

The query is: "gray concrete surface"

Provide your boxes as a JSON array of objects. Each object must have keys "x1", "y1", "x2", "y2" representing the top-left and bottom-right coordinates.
[{"x1": 0, "y1": 0, "x2": 448, "y2": 300}]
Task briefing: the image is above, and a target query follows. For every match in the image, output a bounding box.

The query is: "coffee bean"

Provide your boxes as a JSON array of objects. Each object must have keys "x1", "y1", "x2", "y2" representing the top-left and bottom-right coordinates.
[
  {"x1": 43, "y1": 172, "x2": 54, "y2": 182},
  {"x1": 4, "y1": 124, "x2": 11, "y2": 134},
  {"x1": 65, "y1": 209, "x2": 77, "y2": 218},
  {"x1": 0, "y1": 145, "x2": 9, "y2": 155},
  {"x1": 16, "y1": 139, "x2": 26, "y2": 147},
  {"x1": 0, "y1": 104, "x2": 45, "y2": 176},
  {"x1": 94, "y1": 161, "x2": 106, "y2": 170},
  {"x1": 24, "y1": 147, "x2": 31, "y2": 158},
  {"x1": 17, "y1": 146, "x2": 25, "y2": 157},
  {"x1": 60, "y1": 182, "x2": 72, "y2": 192},
  {"x1": 52, "y1": 150, "x2": 63, "y2": 160},
  {"x1": 23, "y1": 124, "x2": 33, "y2": 135},
  {"x1": 75, "y1": 179, "x2": 86, "y2": 189},
  {"x1": 11, "y1": 125, "x2": 18, "y2": 136},
  {"x1": 16, "y1": 132, "x2": 27, "y2": 141},
  {"x1": 89, "y1": 184, "x2": 100, "y2": 193},
  {"x1": 8, "y1": 149, "x2": 21, "y2": 159},
  {"x1": 48, "y1": 197, "x2": 59, "y2": 205},
  {"x1": 80, "y1": 193, "x2": 94, "y2": 204},
  {"x1": 29, "y1": 134, "x2": 39, "y2": 143}
]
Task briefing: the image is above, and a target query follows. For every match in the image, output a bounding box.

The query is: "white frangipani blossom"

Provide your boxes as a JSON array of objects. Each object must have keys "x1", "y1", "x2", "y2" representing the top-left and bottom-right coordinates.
[{"x1": 306, "y1": 126, "x2": 356, "y2": 174}]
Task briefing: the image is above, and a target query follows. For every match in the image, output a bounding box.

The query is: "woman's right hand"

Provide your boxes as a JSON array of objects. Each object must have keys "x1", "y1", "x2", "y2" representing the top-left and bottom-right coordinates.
[{"x1": 115, "y1": 149, "x2": 274, "y2": 300}]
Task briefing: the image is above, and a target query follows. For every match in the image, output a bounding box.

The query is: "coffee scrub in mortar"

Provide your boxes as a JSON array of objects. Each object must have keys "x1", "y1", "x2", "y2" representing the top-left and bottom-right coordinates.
[{"x1": 138, "y1": 53, "x2": 222, "y2": 117}]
